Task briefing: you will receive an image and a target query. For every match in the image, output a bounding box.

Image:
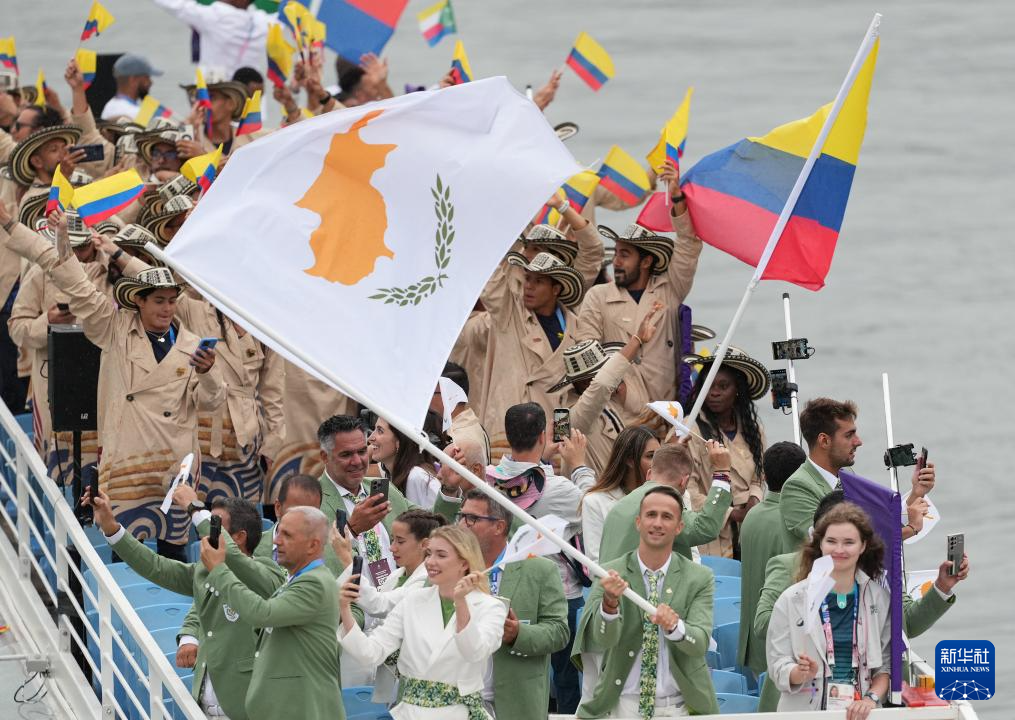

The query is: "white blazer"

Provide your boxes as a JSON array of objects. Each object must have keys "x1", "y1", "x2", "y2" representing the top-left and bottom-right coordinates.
[
  {"x1": 579, "y1": 487, "x2": 625, "y2": 563},
  {"x1": 766, "y1": 570, "x2": 891, "y2": 712},
  {"x1": 349, "y1": 563, "x2": 430, "y2": 618},
  {"x1": 340, "y1": 586, "x2": 506, "y2": 719}
]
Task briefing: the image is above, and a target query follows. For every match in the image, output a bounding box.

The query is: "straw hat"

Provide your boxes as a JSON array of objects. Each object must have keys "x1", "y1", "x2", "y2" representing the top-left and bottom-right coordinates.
[
  {"x1": 554, "y1": 121, "x2": 579, "y2": 142},
  {"x1": 157, "y1": 174, "x2": 199, "y2": 203},
  {"x1": 144, "y1": 195, "x2": 194, "y2": 243},
  {"x1": 33, "y1": 210, "x2": 92, "y2": 247},
  {"x1": 8, "y1": 125, "x2": 82, "y2": 186},
  {"x1": 113, "y1": 224, "x2": 165, "y2": 267},
  {"x1": 598, "y1": 222, "x2": 674, "y2": 275},
  {"x1": 520, "y1": 224, "x2": 579, "y2": 266},
  {"x1": 136, "y1": 126, "x2": 188, "y2": 165},
  {"x1": 97, "y1": 116, "x2": 145, "y2": 140},
  {"x1": 690, "y1": 324, "x2": 716, "y2": 343},
  {"x1": 549, "y1": 340, "x2": 625, "y2": 393},
  {"x1": 682, "y1": 346, "x2": 771, "y2": 400},
  {"x1": 94, "y1": 218, "x2": 123, "y2": 235},
  {"x1": 113, "y1": 267, "x2": 183, "y2": 311},
  {"x1": 505, "y1": 251, "x2": 584, "y2": 307},
  {"x1": 17, "y1": 193, "x2": 48, "y2": 229},
  {"x1": 180, "y1": 74, "x2": 248, "y2": 120}
]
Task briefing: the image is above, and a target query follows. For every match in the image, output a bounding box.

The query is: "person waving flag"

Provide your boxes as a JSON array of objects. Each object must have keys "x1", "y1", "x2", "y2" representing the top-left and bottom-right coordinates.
[{"x1": 236, "y1": 91, "x2": 263, "y2": 136}]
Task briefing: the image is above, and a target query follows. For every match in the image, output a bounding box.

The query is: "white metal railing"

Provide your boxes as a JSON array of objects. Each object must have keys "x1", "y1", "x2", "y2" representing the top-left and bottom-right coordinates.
[{"x1": 0, "y1": 401, "x2": 204, "y2": 719}]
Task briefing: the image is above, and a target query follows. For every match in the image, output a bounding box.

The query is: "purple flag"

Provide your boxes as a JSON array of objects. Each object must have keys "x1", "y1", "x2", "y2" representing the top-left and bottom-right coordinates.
[{"x1": 840, "y1": 469, "x2": 904, "y2": 697}]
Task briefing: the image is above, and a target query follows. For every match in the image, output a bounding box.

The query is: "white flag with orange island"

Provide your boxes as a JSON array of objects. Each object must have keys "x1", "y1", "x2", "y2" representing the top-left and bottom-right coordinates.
[{"x1": 161, "y1": 77, "x2": 580, "y2": 428}]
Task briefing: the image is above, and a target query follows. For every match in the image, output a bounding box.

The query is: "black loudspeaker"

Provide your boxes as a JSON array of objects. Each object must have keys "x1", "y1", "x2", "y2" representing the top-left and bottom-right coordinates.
[
  {"x1": 48, "y1": 326, "x2": 101, "y2": 433},
  {"x1": 85, "y1": 53, "x2": 124, "y2": 120}
]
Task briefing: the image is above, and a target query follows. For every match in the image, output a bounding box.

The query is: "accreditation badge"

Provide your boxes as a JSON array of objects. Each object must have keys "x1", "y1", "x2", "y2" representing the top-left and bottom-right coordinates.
[
  {"x1": 825, "y1": 682, "x2": 855, "y2": 710},
  {"x1": 368, "y1": 558, "x2": 393, "y2": 587}
]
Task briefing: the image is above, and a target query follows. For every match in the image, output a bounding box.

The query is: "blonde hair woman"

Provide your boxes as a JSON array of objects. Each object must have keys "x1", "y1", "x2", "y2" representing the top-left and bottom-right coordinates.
[{"x1": 339, "y1": 525, "x2": 506, "y2": 720}]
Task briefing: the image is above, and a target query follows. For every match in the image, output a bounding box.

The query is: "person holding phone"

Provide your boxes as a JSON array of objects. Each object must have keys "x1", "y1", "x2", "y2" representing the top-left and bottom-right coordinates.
[
  {"x1": 0, "y1": 206, "x2": 224, "y2": 560},
  {"x1": 367, "y1": 413, "x2": 443, "y2": 507}
]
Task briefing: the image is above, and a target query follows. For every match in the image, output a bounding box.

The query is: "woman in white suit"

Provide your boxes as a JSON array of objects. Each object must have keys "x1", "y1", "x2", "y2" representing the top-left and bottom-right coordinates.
[
  {"x1": 766, "y1": 503, "x2": 891, "y2": 720},
  {"x1": 340, "y1": 525, "x2": 507, "y2": 720}
]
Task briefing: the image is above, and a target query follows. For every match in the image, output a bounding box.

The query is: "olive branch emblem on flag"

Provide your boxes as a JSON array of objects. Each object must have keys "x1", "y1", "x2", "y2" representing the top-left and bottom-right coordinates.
[{"x1": 370, "y1": 173, "x2": 454, "y2": 306}]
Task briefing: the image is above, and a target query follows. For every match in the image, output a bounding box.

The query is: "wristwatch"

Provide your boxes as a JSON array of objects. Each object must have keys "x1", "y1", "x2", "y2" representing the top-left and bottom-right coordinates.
[
  {"x1": 864, "y1": 691, "x2": 880, "y2": 704},
  {"x1": 186, "y1": 500, "x2": 207, "y2": 515},
  {"x1": 670, "y1": 192, "x2": 686, "y2": 203}
]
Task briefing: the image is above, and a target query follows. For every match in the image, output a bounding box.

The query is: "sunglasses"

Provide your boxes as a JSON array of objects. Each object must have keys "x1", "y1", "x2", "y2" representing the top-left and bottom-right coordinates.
[{"x1": 151, "y1": 148, "x2": 179, "y2": 161}]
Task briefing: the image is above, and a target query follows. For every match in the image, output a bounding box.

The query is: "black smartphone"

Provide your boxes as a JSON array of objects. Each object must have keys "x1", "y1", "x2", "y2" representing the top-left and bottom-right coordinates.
[
  {"x1": 69, "y1": 143, "x2": 105, "y2": 163},
  {"x1": 917, "y1": 446, "x2": 929, "y2": 469},
  {"x1": 197, "y1": 337, "x2": 219, "y2": 352},
  {"x1": 946, "y1": 533, "x2": 963, "y2": 576},
  {"x1": 335, "y1": 508, "x2": 348, "y2": 537},
  {"x1": 350, "y1": 555, "x2": 364, "y2": 586},
  {"x1": 57, "y1": 302, "x2": 70, "y2": 312},
  {"x1": 209, "y1": 514, "x2": 222, "y2": 549},
  {"x1": 369, "y1": 477, "x2": 390, "y2": 502},
  {"x1": 552, "y1": 408, "x2": 571, "y2": 443}
]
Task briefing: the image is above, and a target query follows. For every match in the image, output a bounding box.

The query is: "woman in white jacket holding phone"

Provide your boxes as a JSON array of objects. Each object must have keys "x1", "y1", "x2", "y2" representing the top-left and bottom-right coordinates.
[{"x1": 766, "y1": 503, "x2": 891, "y2": 720}]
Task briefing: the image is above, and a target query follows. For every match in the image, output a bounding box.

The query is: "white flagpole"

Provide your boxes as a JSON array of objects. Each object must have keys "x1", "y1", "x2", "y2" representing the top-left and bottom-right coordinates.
[
  {"x1": 147, "y1": 243, "x2": 662, "y2": 618},
  {"x1": 685, "y1": 13, "x2": 881, "y2": 427},
  {"x1": 783, "y1": 293, "x2": 802, "y2": 446}
]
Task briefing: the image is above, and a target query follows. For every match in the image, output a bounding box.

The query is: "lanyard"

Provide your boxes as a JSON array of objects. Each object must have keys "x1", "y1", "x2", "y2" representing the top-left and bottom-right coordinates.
[
  {"x1": 288, "y1": 558, "x2": 324, "y2": 583},
  {"x1": 554, "y1": 306, "x2": 566, "y2": 332},
  {"x1": 489, "y1": 548, "x2": 506, "y2": 595},
  {"x1": 820, "y1": 582, "x2": 859, "y2": 676}
]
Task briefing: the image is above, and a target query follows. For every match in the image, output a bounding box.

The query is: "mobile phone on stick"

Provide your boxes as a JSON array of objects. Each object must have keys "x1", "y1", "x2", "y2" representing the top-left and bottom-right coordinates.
[
  {"x1": 209, "y1": 515, "x2": 222, "y2": 549},
  {"x1": 553, "y1": 408, "x2": 571, "y2": 443},
  {"x1": 946, "y1": 533, "x2": 964, "y2": 576},
  {"x1": 350, "y1": 555, "x2": 364, "y2": 586}
]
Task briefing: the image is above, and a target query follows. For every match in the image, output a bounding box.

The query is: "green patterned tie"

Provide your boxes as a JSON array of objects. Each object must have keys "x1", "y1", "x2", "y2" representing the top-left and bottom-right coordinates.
[
  {"x1": 353, "y1": 491, "x2": 383, "y2": 562},
  {"x1": 639, "y1": 570, "x2": 664, "y2": 720}
]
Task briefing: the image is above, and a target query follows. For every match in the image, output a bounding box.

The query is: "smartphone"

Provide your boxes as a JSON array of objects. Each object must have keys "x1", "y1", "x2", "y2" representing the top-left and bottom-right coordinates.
[
  {"x1": 369, "y1": 477, "x2": 390, "y2": 502},
  {"x1": 946, "y1": 533, "x2": 963, "y2": 576},
  {"x1": 917, "y1": 446, "x2": 929, "y2": 469},
  {"x1": 552, "y1": 408, "x2": 571, "y2": 443},
  {"x1": 350, "y1": 555, "x2": 364, "y2": 586},
  {"x1": 197, "y1": 337, "x2": 219, "y2": 352},
  {"x1": 209, "y1": 514, "x2": 222, "y2": 549},
  {"x1": 69, "y1": 143, "x2": 105, "y2": 163},
  {"x1": 57, "y1": 302, "x2": 70, "y2": 312},
  {"x1": 335, "y1": 508, "x2": 348, "y2": 537}
]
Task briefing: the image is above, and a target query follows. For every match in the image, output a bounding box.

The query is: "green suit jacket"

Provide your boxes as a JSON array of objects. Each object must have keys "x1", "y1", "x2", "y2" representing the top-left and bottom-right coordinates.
[
  {"x1": 111, "y1": 528, "x2": 285, "y2": 719},
  {"x1": 736, "y1": 491, "x2": 798, "y2": 673},
  {"x1": 779, "y1": 460, "x2": 834, "y2": 541},
  {"x1": 571, "y1": 550, "x2": 719, "y2": 717},
  {"x1": 207, "y1": 560, "x2": 343, "y2": 720},
  {"x1": 494, "y1": 556, "x2": 569, "y2": 720},
  {"x1": 597, "y1": 481, "x2": 731, "y2": 564},
  {"x1": 753, "y1": 551, "x2": 956, "y2": 712}
]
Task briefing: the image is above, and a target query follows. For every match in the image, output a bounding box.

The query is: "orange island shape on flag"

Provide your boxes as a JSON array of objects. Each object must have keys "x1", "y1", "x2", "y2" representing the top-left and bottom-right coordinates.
[{"x1": 297, "y1": 109, "x2": 397, "y2": 285}]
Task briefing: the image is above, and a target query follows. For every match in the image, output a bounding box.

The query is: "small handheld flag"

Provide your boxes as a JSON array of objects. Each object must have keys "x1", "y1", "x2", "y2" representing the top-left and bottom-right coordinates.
[
  {"x1": 449, "y1": 40, "x2": 472, "y2": 84},
  {"x1": 46, "y1": 166, "x2": 74, "y2": 215},
  {"x1": 81, "y1": 0, "x2": 116, "y2": 41},
  {"x1": 194, "y1": 68, "x2": 212, "y2": 135},
  {"x1": 562, "y1": 170, "x2": 601, "y2": 214},
  {"x1": 597, "y1": 145, "x2": 651, "y2": 205},
  {"x1": 134, "y1": 96, "x2": 172, "y2": 127},
  {"x1": 0, "y1": 37, "x2": 17, "y2": 74},
  {"x1": 266, "y1": 24, "x2": 295, "y2": 88},
  {"x1": 565, "y1": 32, "x2": 614, "y2": 91},
  {"x1": 486, "y1": 515, "x2": 570, "y2": 570},
  {"x1": 34, "y1": 69, "x2": 46, "y2": 107},
  {"x1": 417, "y1": 0, "x2": 456, "y2": 47},
  {"x1": 308, "y1": 17, "x2": 326, "y2": 52},
  {"x1": 75, "y1": 49, "x2": 97, "y2": 90},
  {"x1": 236, "y1": 91, "x2": 262, "y2": 136},
  {"x1": 73, "y1": 170, "x2": 145, "y2": 226},
  {"x1": 283, "y1": 0, "x2": 311, "y2": 57},
  {"x1": 647, "y1": 87, "x2": 693, "y2": 171},
  {"x1": 181, "y1": 145, "x2": 223, "y2": 193}
]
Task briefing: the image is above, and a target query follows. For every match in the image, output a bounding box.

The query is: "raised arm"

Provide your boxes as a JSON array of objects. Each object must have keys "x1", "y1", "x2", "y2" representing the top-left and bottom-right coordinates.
[
  {"x1": 659, "y1": 164, "x2": 702, "y2": 304},
  {"x1": 8, "y1": 267, "x2": 55, "y2": 351}
]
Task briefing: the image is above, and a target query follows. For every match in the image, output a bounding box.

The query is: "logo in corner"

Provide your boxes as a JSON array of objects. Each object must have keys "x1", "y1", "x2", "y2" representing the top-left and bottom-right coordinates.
[{"x1": 935, "y1": 640, "x2": 994, "y2": 701}]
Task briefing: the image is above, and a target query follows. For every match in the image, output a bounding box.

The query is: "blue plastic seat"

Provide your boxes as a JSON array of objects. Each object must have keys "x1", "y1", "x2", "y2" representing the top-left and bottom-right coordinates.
[
  {"x1": 701, "y1": 555, "x2": 742, "y2": 577},
  {"x1": 342, "y1": 685, "x2": 394, "y2": 720},
  {"x1": 713, "y1": 597, "x2": 741, "y2": 628},
  {"x1": 712, "y1": 575, "x2": 741, "y2": 600},
  {"x1": 716, "y1": 692, "x2": 759, "y2": 714},
  {"x1": 713, "y1": 621, "x2": 740, "y2": 670},
  {"x1": 120, "y1": 583, "x2": 191, "y2": 610},
  {"x1": 84, "y1": 563, "x2": 144, "y2": 597},
  {"x1": 706, "y1": 649, "x2": 720, "y2": 669},
  {"x1": 755, "y1": 671, "x2": 767, "y2": 697},
  {"x1": 711, "y1": 668, "x2": 748, "y2": 695},
  {"x1": 133, "y1": 603, "x2": 193, "y2": 633},
  {"x1": 186, "y1": 539, "x2": 202, "y2": 564}
]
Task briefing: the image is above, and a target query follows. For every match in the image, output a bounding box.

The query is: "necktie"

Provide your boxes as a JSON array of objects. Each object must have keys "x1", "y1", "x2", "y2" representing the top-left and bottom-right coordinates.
[
  {"x1": 638, "y1": 570, "x2": 664, "y2": 720},
  {"x1": 352, "y1": 491, "x2": 383, "y2": 562}
]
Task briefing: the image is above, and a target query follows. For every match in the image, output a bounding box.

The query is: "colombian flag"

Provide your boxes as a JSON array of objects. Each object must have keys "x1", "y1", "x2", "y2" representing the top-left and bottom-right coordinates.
[
  {"x1": 182, "y1": 145, "x2": 223, "y2": 193},
  {"x1": 73, "y1": 170, "x2": 144, "y2": 226},
  {"x1": 236, "y1": 91, "x2": 262, "y2": 136},
  {"x1": 597, "y1": 146, "x2": 651, "y2": 206},
  {"x1": 417, "y1": 0, "x2": 456, "y2": 47},
  {"x1": 75, "y1": 49, "x2": 97, "y2": 90},
  {"x1": 47, "y1": 166, "x2": 74, "y2": 215},
  {"x1": 647, "y1": 87, "x2": 693, "y2": 171},
  {"x1": 681, "y1": 39, "x2": 879, "y2": 290},
  {"x1": 562, "y1": 170, "x2": 601, "y2": 213},
  {"x1": 81, "y1": 0, "x2": 115, "y2": 41},
  {"x1": 134, "y1": 96, "x2": 172, "y2": 127},
  {"x1": 266, "y1": 24, "x2": 295, "y2": 88},
  {"x1": 308, "y1": 17, "x2": 327, "y2": 51},
  {"x1": 195, "y1": 68, "x2": 212, "y2": 134},
  {"x1": 314, "y1": 0, "x2": 408, "y2": 60},
  {"x1": 449, "y1": 40, "x2": 472, "y2": 84},
  {"x1": 34, "y1": 69, "x2": 46, "y2": 107},
  {"x1": 0, "y1": 37, "x2": 17, "y2": 74},
  {"x1": 283, "y1": 0, "x2": 311, "y2": 53},
  {"x1": 565, "y1": 32, "x2": 614, "y2": 91}
]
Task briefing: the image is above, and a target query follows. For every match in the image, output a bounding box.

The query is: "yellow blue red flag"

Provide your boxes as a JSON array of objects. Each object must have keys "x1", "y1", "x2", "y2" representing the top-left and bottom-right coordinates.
[
  {"x1": 565, "y1": 32, "x2": 614, "y2": 91},
  {"x1": 597, "y1": 146, "x2": 651, "y2": 205},
  {"x1": 74, "y1": 170, "x2": 144, "y2": 226},
  {"x1": 449, "y1": 40, "x2": 472, "y2": 84},
  {"x1": 182, "y1": 145, "x2": 223, "y2": 193},
  {"x1": 266, "y1": 24, "x2": 295, "y2": 88},
  {"x1": 195, "y1": 68, "x2": 212, "y2": 134},
  {"x1": 81, "y1": 1, "x2": 115, "y2": 41},
  {"x1": 0, "y1": 37, "x2": 17, "y2": 74},
  {"x1": 647, "y1": 87, "x2": 693, "y2": 171},
  {"x1": 75, "y1": 49, "x2": 97, "y2": 90},
  {"x1": 236, "y1": 91, "x2": 262, "y2": 136},
  {"x1": 134, "y1": 96, "x2": 172, "y2": 127},
  {"x1": 47, "y1": 165, "x2": 74, "y2": 215}
]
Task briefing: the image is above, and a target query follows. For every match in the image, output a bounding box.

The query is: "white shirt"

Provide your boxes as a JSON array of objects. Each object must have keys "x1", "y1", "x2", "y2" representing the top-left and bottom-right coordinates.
[
  {"x1": 151, "y1": 0, "x2": 272, "y2": 76},
  {"x1": 101, "y1": 95, "x2": 141, "y2": 121},
  {"x1": 580, "y1": 487, "x2": 625, "y2": 563},
  {"x1": 600, "y1": 553, "x2": 687, "y2": 702},
  {"x1": 404, "y1": 466, "x2": 441, "y2": 509},
  {"x1": 809, "y1": 458, "x2": 840, "y2": 489}
]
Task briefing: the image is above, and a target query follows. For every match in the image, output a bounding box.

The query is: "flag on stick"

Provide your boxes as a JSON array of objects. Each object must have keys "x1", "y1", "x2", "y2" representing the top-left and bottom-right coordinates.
[
  {"x1": 417, "y1": 0, "x2": 456, "y2": 47},
  {"x1": 134, "y1": 96, "x2": 172, "y2": 126},
  {"x1": 75, "y1": 49, "x2": 96, "y2": 89},
  {"x1": 34, "y1": 69, "x2": 46, "y2": 107},
  {"x1": 181, "y1": 144, "x2": 223, "y2": 193},
  {"x1": 488, "y1": 515, "x2": 570, "y2": 569},
  {"x1": 236, "y1": 91, "x2": 263, "y2": 136},
  {"x1": 47, "y1": 166, "x2": 74, "y2": 215},
  {"x1": 81, "y1": 1, "x2": 116, "y2": 41},
  {"x1": 73, "y1": 170, "x2": 144, "y2": 226},
  {"x1": 565, "y1": 32, "x2": 614, "y2": 91},
  {"x1": 597, "y1": 145, "x2": 651, "y2": 205},
  {"x1": 313, "y1": 0, "x2": 408, "y2": 60},
  {"x1": 266, "y1": 24, "x2": 295, "y2": 88},
  {"x1": 0, "y1": 37, "x2": 17, "y2": 74},
  {"x1": 647, "y1": 87, "x2": 693, "y2": 171},
  {"x1": 449, "y1": 40, "x2": 472, "y2": 84},
  {"x1": 195, "y1": 68, "x2": 212, "y2": 135}
]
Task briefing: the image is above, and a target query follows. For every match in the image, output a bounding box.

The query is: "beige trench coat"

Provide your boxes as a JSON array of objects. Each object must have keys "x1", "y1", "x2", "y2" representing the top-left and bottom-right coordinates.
[
  {"x1": 449, "y1": 309, "x2": 490, "y2": 417},
  {"x1": 575, "y1": 209, "x2": 703, "y2": 424},
  {"x1": 562, "y1": 352, "x2": 630, "y2": 475}
]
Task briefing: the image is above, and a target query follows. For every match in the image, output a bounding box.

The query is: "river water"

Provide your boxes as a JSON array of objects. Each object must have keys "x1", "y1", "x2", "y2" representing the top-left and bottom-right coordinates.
[{"x1": 11, "y1": 0, "x2": 1014, "y2": 716}]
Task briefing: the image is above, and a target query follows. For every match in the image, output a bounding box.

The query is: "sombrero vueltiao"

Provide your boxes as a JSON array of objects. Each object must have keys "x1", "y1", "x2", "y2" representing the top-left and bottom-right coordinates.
[
  {"x1": 33, "y1": 210, "x2": 92, "y2": 247},
  {"x1": 113, "y1": 267, "x2": 183, "y2": 311},
  {"x1": 682, "y1": 346, "x2": 771, "y2": 400},
  {"x1": 97, "y1": 116, "x2": 145, "y2": 141},
  {"x1": 520, "y1": 224, "x2": 579, "y2": 266},
  {"x1": 157, "y1": 174, "x2": 200, "y2": 203},
  {"x1": 145, "y1": 195, "x2": 195, "y2": 244},
  {"x1": 8, "y1": 124, "x2": 82, "y2": 186},
  {"x1": 17, "y1": 192, "x2": 48, "y2": 229},
  {"x1": 505, "y1": 251, "x2": 584, "y2": 307},
  {"x1": 136, "y1": 123, "x2": 188, "y2": 166},
  {"x1": 180, "y1": 75, "x2": 248, "y2": 120},
  {"x1": 113, "y1": 224, "x2": 165, "y2": 267},
  {"x1": 549, "y1": 340, "x2": 626, "y2": 393},
  {"x1": 598, "y1": 222, "x2": 674, "y2": 275},
  {"x1": 94, "y1": 218, "x2": 123, "y2": 235},
  {"x1": 554, "y1": 122, "x2": 579, "y2": 142}
]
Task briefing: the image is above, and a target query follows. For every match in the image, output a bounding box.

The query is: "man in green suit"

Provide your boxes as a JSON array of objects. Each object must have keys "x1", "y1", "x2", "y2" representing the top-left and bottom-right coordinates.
[
  {"x1": 753, "y1": 491, "x2": 969, "y2": 712},
  {"x1": 737, "y1": 441, "x2": 805, "y2": 674},
  {"x1": 254, "y1": 473, "x2": 323, "y2": 562},
  {"x1": 200, "y1": 505, "x2": 343, "y2": 720},
  {"x1": 598, "y1": 440, "x2": 732, "y2": 564},
  {"x1": 573, "y1": 485, "x2": 719, "y2": 717},
  {"x1": 459, "y1": 489, "x2": 569, "y2": 719},
  {"x1": 86, "y1": 489, "x2": 285, "y2": 720}
]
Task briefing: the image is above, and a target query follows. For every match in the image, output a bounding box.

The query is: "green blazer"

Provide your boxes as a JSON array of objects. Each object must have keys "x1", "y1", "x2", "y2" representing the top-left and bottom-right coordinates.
[
  {"x1": 753, "y1": 551, "x2": 956, "y2": 712},
  {"x1": 111, "y1": 529, "x2": 285, "y2": 719},
  {"x1": 597, "y1": 481, "x2": 731, "y2": 564},
  {"x1": 494, "y1": 556, "x2": 569, "y2": 720},
  {"x1": 779, "y1": 460, "x2": 834, "y2": 541},
  {"x1": 736, "y1": 491, "x2": 799, "y2": 673},
  {"x1": 206, "y1": 560, "x2": 343, "y2": 720},
  {"x1": 318, "y1": 474, "x2": 412, "y2": 575},
  {"x1": 571, "y1": 551, "x2": 719, "y2": 717}
]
